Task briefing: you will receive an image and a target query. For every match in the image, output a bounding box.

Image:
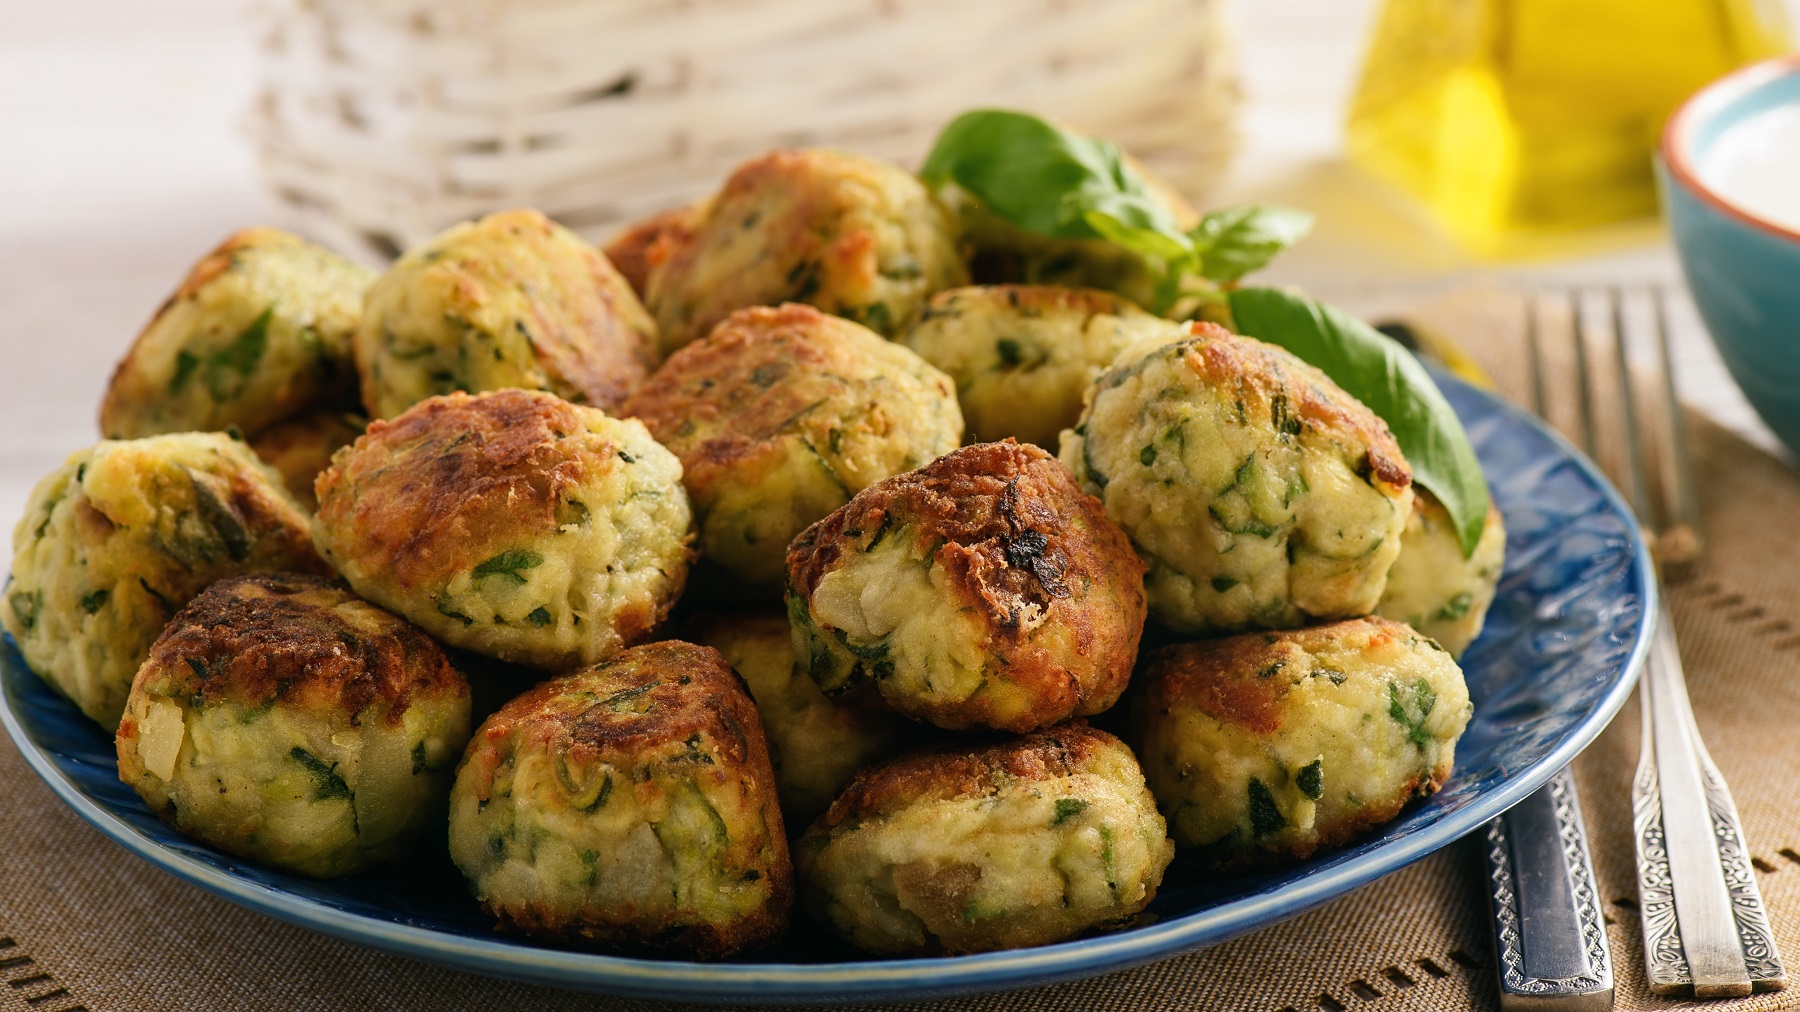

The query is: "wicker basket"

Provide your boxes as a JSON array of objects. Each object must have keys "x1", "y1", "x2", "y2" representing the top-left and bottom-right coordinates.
[{"x1": 250, "y1": 0, "x2": 1241, "y2": 262}]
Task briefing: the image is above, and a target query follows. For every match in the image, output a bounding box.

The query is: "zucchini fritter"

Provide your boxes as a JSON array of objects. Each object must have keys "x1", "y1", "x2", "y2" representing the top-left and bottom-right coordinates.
[
  {"x1": 312, "y1": 389, "x2": 693, "y2": 671},
  {"x1": 644, "y1": 149, "x2": 967, "y2": 351},
  {"x1": 355, "y1": 209, "x2": 659, "y2": 419},
  {"x1": 115, "y1": 573, "x2": 472, "y2": 877},
  {"x1": 786, "y1": 440, "x2": 1147, "y2": 733},
  {"x1": 2, "y1": 433, "x2": 325, "y2": 727},
  {"x1": 1132, "y1": 616, "x2": 1471, "y2": 869},
  {"x1": 797, "y1": 722, "x2": 1172, "y2": 955},
  {"x1": 901, "y1": 285, "x2": 1177, "y2": 449},
  {"x1": 447, "y1": 641, "x2": 791, "y2": 958},
  {"x1": 621, "y1": 304, "x2": 962, "y2": 587},
  {"x1": 1060, "y1": 323, "x2": 1414, "y2": 635},
  {"x1": 1377, "y1": 494, "x2": 1506, "y2": 657},
  {"x1": 101, "y1": 227, "x2": 372, "y2": 439}
]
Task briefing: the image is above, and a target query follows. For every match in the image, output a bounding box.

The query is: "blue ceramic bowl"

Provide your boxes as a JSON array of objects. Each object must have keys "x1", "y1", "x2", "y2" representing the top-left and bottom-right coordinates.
[{"x1": 1660, "y1": 55, "x2": 1800, "y2": 457}]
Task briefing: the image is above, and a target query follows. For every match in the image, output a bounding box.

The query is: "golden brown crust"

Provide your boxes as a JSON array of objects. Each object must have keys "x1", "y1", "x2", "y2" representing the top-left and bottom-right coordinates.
[
  {"x1": 465, "y1": 640, "x2": 792, "y2": 957},
  {"x1": 131, "y1": 572, "x2": 465, "y2": 724},
  {"x1": 1142, "y1": 616, "x2": 1419, "y2": 736},
  {"x1": 1178, "y1": 322, "x2": 1411, "y2": 492},
  {"x1": 621, "y1": 304, "x2": 869, "y2": 487},
  {"x1": 787, "y1": 440, "x2": 1145, "y2": 728},
  {"x1": 602, "y1": 205, "x2": 701, "y2": 299},
  {"x1": 249, "y1": 410, "x2": 366, "y2": 510},
  {"x1": 817, "y1": 721, "x2": 1118, "y2": 829},
  {"x1": 314, "y1": 389, "x2": 619, "y2": 593}
]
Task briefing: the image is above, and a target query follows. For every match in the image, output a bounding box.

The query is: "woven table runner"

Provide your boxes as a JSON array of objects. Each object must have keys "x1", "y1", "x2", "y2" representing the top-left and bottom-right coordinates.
[{"x1": 3, "y1": 287, "x2": 1797, "y2": 1012}]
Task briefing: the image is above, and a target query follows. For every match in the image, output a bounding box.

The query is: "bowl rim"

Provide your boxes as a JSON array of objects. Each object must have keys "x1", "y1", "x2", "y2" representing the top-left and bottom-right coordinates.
[{"x1": 1662, "y1": 53, "x2": 1800, "y2": 245}]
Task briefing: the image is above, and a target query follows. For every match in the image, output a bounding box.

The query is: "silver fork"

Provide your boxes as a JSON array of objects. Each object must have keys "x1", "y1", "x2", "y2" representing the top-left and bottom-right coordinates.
[{"x1": 1532, "y1": 287, "x2": 1784, "y2": 998}]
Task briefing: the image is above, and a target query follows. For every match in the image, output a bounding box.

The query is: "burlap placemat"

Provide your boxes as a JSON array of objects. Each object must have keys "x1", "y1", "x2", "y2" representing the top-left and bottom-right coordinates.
[{"x1": 2, "y1": 286, "x2": 1796, "y2": 1012}]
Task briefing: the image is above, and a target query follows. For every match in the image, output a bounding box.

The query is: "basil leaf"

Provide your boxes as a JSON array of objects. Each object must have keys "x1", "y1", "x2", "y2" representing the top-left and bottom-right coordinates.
[
  {"x1": 920, "y1": 109, "x2": 1192, "y2": 255},
  {"x1": 1190, "y1": 206, "x2": 1315, "y2": 282},
  {"x1": 1227, "y1": 287, "x2": 1490, "y2": 557}
]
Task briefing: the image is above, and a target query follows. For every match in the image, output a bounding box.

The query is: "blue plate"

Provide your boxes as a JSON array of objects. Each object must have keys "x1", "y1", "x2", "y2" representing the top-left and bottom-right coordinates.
[{"x1": 1, "y1": 374, "x2": 1653, "y2": 1005}]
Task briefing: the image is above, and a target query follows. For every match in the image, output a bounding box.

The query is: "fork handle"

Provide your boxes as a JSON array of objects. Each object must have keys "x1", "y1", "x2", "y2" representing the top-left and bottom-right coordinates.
[{"x1": 1485, "y1": 767, "x2": 1614, "y2": 1010}]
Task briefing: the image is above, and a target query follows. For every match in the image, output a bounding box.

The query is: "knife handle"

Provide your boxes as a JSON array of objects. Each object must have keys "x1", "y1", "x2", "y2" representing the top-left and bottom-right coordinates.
[{"x1": 1484, "y1": 766, "x2": 1615, "y2": 1011}]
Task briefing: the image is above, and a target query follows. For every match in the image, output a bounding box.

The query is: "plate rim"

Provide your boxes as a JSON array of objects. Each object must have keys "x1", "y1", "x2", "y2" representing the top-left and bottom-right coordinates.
[{"x1": 0, "y1": 374, "x2": 1656, "y2": 1004}]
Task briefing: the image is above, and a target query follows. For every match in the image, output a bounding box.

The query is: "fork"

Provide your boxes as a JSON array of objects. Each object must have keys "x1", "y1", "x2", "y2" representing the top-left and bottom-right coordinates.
[{"x1": 1514, "y1": 287, "x2": 1786, "y2": 999}]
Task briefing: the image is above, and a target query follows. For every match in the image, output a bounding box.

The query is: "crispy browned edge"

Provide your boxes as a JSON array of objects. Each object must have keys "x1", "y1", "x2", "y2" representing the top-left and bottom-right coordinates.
[
  {"x1": 785, "y1": 440, "x2": 1147, "y2": 732},
  {"x1": 118, "y1": 572, "x2": 466, "y2": 732},
  {"x1": 813, "y1": 719, "x2": 1122, "y2": 829},
  {"x1": 314, "y1": 389, "x2": 690, "y2": 643},
  {"x1": 468, "y1": 640, "x2": 792, "y2": 958},
  {"x1": 1175, "y1": 322, "x2": 1411, "y2": 492},
  {"x1": 1140, "y1": 615, "x2": 1452, "y2": 867},
  {"x1": 602, "y1": 204, "x2": 701, "y2": 299},
  {"x1": 620, "y1": 303, "x2": 878, "y2": 485}
]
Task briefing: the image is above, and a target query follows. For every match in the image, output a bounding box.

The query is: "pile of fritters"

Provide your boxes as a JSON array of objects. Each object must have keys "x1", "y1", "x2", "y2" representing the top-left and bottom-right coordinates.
[{"x1": 1, "y1": 143, "x2": 1502, "y2": 961}]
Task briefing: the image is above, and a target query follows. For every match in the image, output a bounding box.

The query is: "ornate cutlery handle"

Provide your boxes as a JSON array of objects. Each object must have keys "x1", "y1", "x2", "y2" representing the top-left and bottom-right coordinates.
[{"x1": 1485, "y1": 767, "x2": 1614, "y2": 1011}]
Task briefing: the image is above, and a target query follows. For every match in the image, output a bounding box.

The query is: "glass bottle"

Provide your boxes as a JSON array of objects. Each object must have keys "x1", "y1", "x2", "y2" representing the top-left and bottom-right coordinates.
[{"x1": 1346, "y1": 0, "x2": 1790, "y2": 251}]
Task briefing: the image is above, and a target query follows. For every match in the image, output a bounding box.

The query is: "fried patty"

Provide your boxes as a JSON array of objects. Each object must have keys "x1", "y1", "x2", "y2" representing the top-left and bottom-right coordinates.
[
  {"x1": 621, "y1": 303, "x2": 962, "y2": 586},
  {"x1": 448, "y1": 640, "x2": 791, "y2": 958},
  {"x1": 786, "y1": 440, "x2": 1147, "y2": 733},
  {"x1": 1060, "y1": 322, "x2": 1413, "y2": 634},
  {"x1": 355, "y1": 208, "x2": 659, "y2": 419},
  {"x1": 796, "y1": 721, "x2": 1172, "y2": 955},
  {"x1": 3, "y1": 433, "x2": 325, "y2": 727},
  {"x1": 311, "y1": 389, "x2": 693, "y2": 670},
  {"x1": 115, "y1": 573, "x2": 472, "y2": 877},
  {"x1": 101, "y1": 227, "x2": 372, "y2": 439},
  {"x1": 644, "y1": 148, "x2": 967, "y2": 350},
  {"x1": 1132, "y1": 616, "x2": 1471, "y2": 869}
]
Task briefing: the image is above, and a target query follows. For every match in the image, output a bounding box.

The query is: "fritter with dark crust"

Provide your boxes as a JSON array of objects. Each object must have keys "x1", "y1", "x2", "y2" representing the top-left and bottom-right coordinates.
[
  {"x1": 312, "y1": 389, "x2": 693, "y2": 670},
  {"x1": 786, "y1": 440, "x2": 1147, "y2": 733},
  {"x1": 1132, "y1": 616, "x2": 1471, "y2": 869},
  {"x1": 796, "y1": 721, "x2": 1172, "y2": 955},
  {"x1": 447, "y1": 640, "x2": 792, "y2": 958},
  {"x1": 621, "y1": 303, "x2": 961, "y2": 586},
  {"x1": 1061, "y1": 322, "x2": 1414, "y2": 635},
  {"x1": 115, "y1": 573, "x2": 472, "y2": 877}
]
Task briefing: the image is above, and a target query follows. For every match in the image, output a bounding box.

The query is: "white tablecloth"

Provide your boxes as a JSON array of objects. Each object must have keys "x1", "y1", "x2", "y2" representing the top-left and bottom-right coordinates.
[{"x1": 1, "y1": 0, "x2": 1790, "y2": 571}]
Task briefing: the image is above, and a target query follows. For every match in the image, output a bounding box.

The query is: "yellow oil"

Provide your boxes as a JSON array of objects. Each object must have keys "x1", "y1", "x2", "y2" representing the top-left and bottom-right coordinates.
[{"x1": 1347, "y1": 0, "x2": 1790, "y2": 251}]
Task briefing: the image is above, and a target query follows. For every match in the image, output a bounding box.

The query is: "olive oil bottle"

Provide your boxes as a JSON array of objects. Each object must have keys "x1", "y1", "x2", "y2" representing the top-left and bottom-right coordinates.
[{"x1": 1347, "y1": 0, "x2": 1789, "y2": 251}]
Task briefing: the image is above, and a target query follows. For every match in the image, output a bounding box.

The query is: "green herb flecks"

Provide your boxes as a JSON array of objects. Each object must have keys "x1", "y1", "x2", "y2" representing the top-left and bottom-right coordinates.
[
  {"x1": 527, "y1": 607, "x2": 553, "y2": 627},
  {"x1": 8, "y1": 589, "x2": 42, "y2": 632},
  {"x1": 204, "y1": 305, "x2": 275, "y2": 402},
  {"x1": 79, "y1": 589, "x2": 109, "y2": 614},
  {"x1": 1211, "y1": 575, "x2": 1238, "y2": 593},
  {"x1": 473, "y1": 549, "x2": 544, "y2": 586},
  {"x1": 1052, "y1": 798, "x2": 1090, "y2": 826},
  {"x1": 1387, "y1": 678, "x2": 1439, "y2": 749},
  {"x1": 1433, "y1": 593, "x2": 1475, "y2": 622},
  {"x1": 169, "y1": 350, "x2": 200, "y2": 395},
  {"x1": 1296, "y1": 759, "x2": 1324, "y2": 801},
  {"x1": 996, "y1": 338, "x2": 1025, "y2": 367},
  {"x1": 1247, "y1": 777, "x2": 1285, "y2": 836},
  {"x1": 1139, "y1": 443, "x2": 1158, "y2": 467},
  {"x1": 1228, "y1": 287, "x2": 1489, "y2": 556},
  {"x1": 435, "y1": 595, "x2": 474, "y2": 626},
  {"x1": 289, "y1": 747, "x2": 352, "y2": 801},
  {"x1": 411, "y1": 741, "x2": 429, "y2": 775}
]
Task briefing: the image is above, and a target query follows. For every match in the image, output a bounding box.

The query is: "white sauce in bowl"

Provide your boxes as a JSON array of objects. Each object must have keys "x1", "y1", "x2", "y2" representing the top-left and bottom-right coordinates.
[{"x1": 1698, "y1": 103, "x2": 1800, "y2": 234}]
